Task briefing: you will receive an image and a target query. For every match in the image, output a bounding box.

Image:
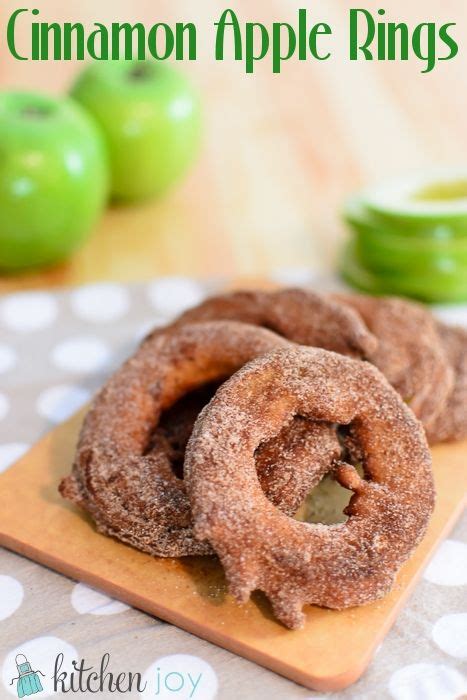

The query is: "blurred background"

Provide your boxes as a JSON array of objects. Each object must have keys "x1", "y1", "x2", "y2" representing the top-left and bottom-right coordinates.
[{"x1": 1, "y1": 0, "x2": 467, "y2": 294}]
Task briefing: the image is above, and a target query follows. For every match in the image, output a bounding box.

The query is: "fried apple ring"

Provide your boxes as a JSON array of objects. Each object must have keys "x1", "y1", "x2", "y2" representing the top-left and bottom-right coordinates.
[
  {"x1": 185, "y1": 347, "x2": 434, "y2": 629},
  {"x1": 146, "y1": 288, "x2": 378, "y2": 359},
  {"x1": 60, "y1": 322, "x2": 341, "y2": 557},
  {"x1": 146, "y1": 382, "x2": 338, "y2": 515},
  {"x1": 333, "y1": 293, "x2": 453, "y2": 428},
  {"x1": 139, "y1": 287, "x2": 377, "y2": 481},
  {"x1": 426, "y1": 323, "x2": 467, "y2": 444}
]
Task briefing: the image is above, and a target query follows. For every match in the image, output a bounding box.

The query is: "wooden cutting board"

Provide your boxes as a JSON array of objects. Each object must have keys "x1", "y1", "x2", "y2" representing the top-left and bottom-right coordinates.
[{"x1": 0, "y1": 408, "x2": 465, "y2": 692}]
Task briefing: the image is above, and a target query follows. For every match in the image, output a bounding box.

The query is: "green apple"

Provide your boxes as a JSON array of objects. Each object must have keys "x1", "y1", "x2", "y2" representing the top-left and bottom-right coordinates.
[
  {"x1": 70, "y1": 60, "x2": 202, "y2": 202},
  {"x1": 0, "y1": 91, "x2": 108, "y2": 271}
]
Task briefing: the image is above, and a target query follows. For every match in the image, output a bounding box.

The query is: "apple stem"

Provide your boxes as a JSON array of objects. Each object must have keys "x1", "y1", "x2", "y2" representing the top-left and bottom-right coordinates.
[
  {"x1": 128, "y1": 64, "x2": 153, "y2": 81},
  {"x1": 21, "y1": 105, "x2": 49, "y2": 119}
]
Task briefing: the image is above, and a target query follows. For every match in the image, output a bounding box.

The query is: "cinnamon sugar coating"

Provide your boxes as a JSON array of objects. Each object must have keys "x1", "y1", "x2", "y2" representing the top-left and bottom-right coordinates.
[
  {"x1": 185, "y1": 347, "x2": 434, "y2": 629},
  {"x1": 427, "y1": 323, "x2": 467, "y2": 444},
  {"x1": 148, "y1": 386, "x2": 340, "y2": 515},
  {"x1": 138, "y1": 287, "x2": 378, "y2": 488},
  {"x1": 334, "y1": 293, "x2": 453, "y2": 429},
  {"x1": 59, "y1": 322, "x2": 340, "y2": 557},
  {"x1": 146, "y1": 288, "x2": 378, "y2": 359}
]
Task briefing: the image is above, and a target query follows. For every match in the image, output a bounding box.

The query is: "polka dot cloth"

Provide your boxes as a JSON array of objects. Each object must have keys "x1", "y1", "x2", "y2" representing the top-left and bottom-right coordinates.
[
  {"x1": 70, "y1": 283, "x2": 130, "y2": 324},
  {"x1": 71, "y1": 583, "x2": 130, "y2": 616},
  {"x1": 0, "y1": 443, "x2": 29, "y2": 473},
  {"x1": 36, "y1": 384, "x2": 92, "y2": 424},
  {"x1": 269, "y1": 266, "x2": 318, "y2": 287},
  {"x1": 0, "y1": 394, "x2": 9, "y2": 422},
  {"x1": 0, "y1": 292, "x2": 58, "y2": 333},
  {"x1": 51, "y1": 337, "x2": 111, "y2": 374},
  {"x1": 0, "y1": 576, "x2": 23, "y2": 621},
  {"x1": 147, "y1": 277, "x2": 206, "y2": 318},
  {"x1": 0, "y1": 344, "x2": 16, "y2": 374},
  {"x1": 0, "y1": 275, "x2": 466, "y2": 700},
  {"x1": 432, "y1": 613, "x2": 467, "y2": 659},
  {"x1": 388, "y1": 663, "x2": 467, "y2": 700},
  {"x1": 423, "y1": 539, "x2": 467, "y2": 586}
]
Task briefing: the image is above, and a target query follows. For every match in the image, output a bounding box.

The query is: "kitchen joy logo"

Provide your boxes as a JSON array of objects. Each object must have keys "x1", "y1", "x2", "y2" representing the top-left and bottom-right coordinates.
[
  {"x1": 6, "y1": 649, "x2": 218, "y2": 698},
  {"x1": 9, "y1": 653, "x2": 45, "y2": 697}
]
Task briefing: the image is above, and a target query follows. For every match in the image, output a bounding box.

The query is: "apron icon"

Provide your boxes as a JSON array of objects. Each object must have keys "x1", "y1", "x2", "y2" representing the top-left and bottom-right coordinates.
[{"x1": 9, "y1": 653, "x2": 45, "y2": 697}]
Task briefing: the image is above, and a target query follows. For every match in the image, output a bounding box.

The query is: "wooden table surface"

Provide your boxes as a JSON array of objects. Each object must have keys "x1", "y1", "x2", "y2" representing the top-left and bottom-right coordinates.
[{"x1": 1, "y1": 0, "x2": 467, "y2": 293}]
